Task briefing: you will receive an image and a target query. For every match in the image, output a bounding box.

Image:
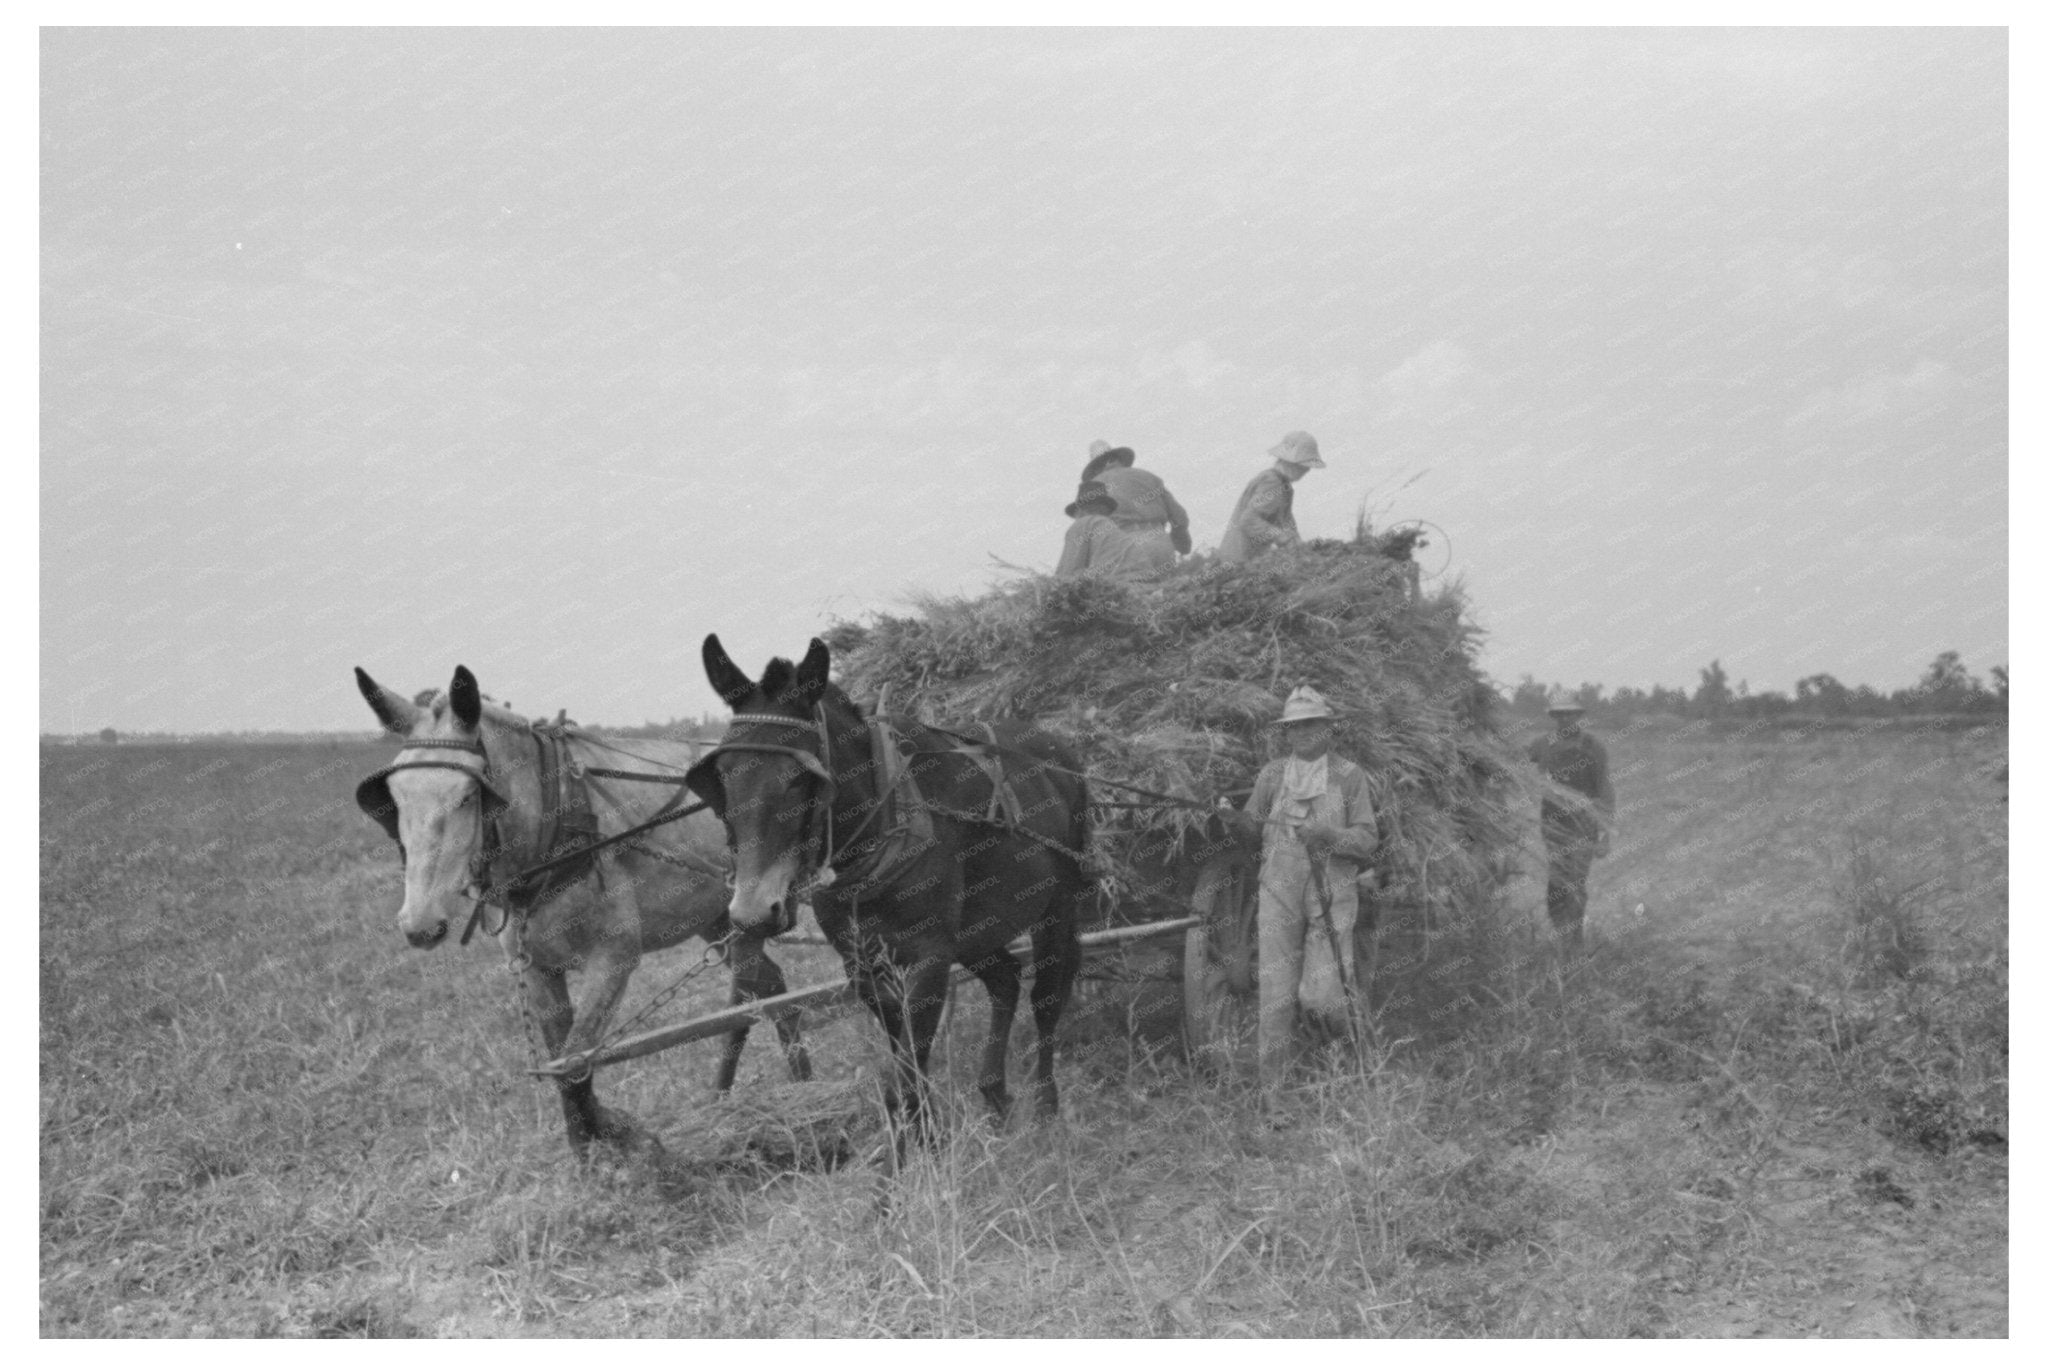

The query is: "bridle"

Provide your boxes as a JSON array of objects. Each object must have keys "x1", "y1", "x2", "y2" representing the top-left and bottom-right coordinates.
[
  {"x1": 694, "y1": 705, "x2": 898, "y2": 899},
  {"x1": 354, "y1": 735, "x2": 507, "y2": 903}
]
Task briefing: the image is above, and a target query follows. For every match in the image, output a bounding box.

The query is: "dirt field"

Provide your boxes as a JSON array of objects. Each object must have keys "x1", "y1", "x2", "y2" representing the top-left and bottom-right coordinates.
[{"x1": 39, "y1": 721, "x2": 2006, "y2": 1337}]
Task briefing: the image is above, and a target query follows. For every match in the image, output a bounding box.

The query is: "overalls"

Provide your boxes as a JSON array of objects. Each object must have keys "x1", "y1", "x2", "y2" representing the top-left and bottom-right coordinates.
[{"x1": 1256, "y1": 784, "x2": 1363, "y2": 1084}]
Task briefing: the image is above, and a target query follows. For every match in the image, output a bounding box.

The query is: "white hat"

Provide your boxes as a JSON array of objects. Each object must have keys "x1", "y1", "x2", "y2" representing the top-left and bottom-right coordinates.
[
  {"x1": 1278, "y1": 685, "x2": 1337, "y2": 724},
  {"x1": 1270, "y1": 430, "x2": 1325, "y2": 469}
]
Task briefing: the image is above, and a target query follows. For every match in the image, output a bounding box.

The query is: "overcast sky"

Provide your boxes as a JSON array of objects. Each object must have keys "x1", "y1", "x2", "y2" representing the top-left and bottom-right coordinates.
[{"x1": 40, "y1": 27, "x2": 2007, "y2": 734}]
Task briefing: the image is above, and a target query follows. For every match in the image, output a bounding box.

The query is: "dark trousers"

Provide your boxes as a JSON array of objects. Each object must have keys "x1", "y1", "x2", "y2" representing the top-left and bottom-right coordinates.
[{"x1": 1544, "y1": 836, "x2": 1596, "y2": 937}]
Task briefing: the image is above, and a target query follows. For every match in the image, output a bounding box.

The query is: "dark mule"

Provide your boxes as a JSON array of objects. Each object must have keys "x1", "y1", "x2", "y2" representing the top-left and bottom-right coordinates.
[
  {"x1": 354, "y1": 665, "x2": 810, "y2": 1159},
  {"x1": 687, "y1": 636, "x2": 1090, "y2": 1133}
]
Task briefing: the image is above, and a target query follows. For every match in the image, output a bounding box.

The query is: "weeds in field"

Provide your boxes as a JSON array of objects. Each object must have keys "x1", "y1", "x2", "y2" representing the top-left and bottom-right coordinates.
[
  {"x1": 1835, "y1": 830, "x2": 1929, "y2": 985},
  {"x1": 41, "y1": 732, "x2": 2007, "y2": 1336}
]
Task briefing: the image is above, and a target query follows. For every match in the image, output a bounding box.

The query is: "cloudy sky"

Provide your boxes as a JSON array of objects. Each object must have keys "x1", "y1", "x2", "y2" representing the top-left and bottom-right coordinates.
[{"x1": 40, "y1": 28, "x2": 2007, "y2": 734}]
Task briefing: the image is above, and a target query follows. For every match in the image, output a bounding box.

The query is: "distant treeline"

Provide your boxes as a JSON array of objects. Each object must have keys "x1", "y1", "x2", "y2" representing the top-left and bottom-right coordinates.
[
  {"x1": 45, "y1": 657, "x2": 2009, "y2": 747},
  {"x1": 39, "y1": 717, "x2": 732, "y2": 747},
  {"x1": 1511, "y1": 651, "x2": 2008, "y2": 723}
]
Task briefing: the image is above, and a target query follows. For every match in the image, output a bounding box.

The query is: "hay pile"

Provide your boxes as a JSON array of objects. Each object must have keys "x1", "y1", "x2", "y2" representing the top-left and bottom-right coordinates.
[{"x1": 823, "y1": 533, "x2": 1530, "y2": 945}]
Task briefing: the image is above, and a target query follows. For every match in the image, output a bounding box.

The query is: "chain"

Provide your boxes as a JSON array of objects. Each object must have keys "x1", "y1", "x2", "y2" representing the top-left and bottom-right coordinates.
[
  {"x1": 615, "y1": 836, "x2": 732, "y2": 882},
  {"x1": 502, "y1": 910, "x2": 556, "y2": 1078},
  {"x1": 582, "y1": 929, "x2": 739, "y2": 1066}
]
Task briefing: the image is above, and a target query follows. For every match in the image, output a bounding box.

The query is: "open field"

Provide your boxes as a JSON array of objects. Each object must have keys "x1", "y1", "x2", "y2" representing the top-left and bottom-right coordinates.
[{"x1": 40, "y1": 722, "x2": 2006, "y2": 1337}]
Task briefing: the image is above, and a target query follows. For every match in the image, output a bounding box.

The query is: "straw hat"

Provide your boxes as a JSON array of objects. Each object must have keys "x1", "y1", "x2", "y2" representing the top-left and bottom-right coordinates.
[
  {"x1": 1269, "y1": 430, "x2": 1325, "y2": 469},
  {"x1": 1277, "y1": 685, "x2": 1337, "y2": 724}
]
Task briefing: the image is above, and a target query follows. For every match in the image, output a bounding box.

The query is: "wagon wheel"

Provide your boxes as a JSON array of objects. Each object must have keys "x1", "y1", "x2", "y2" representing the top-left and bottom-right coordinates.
[{"x1": 1182, "y1": 858, "x2": 1255, "y2": 1070}]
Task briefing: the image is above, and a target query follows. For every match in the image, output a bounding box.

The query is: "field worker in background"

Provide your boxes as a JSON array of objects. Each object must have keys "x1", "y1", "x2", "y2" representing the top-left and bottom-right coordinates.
[
  {"x1": 1527, "y1": 701, "x2": 1615, "y2": 947},
  {"x1": 1056, "y1": 480, "x2": 1128, "y2": 578},
  {"x1": 1218, "y1": 430, "x2": 1325, "y2": 564},
  {"x1": 1082, "y1": 441, "x2": 1193, "y2": 563},
  {"x1": 1227, "y1": 685, "x2": 1379, "y2": 1088}
]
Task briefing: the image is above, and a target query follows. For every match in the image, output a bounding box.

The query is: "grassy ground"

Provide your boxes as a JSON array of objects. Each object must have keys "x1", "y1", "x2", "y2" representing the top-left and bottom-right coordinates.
[{"x1": 39, "y1": 724, "x2": 2006, "y2": 1337}]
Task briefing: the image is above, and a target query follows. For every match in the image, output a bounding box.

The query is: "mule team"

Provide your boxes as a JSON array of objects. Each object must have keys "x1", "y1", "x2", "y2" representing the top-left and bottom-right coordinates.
[
  {"x1": 356, "y1": 640, "x2": 1101, "y2": 1158},
  {"x1": 356, "y1": 628, "x2": 1614, "y2": 1161}
]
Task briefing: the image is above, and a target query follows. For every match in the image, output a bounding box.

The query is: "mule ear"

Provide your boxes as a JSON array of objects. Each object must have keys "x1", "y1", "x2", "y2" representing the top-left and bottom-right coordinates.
[
  {"x1": 703, "y1": 634, "x2": 752, "y2": 708},
  {"x1": 356, "y1": 666, "x2": 420, "y2": 735},
  {"x1": 793, "y1": 637, "x2": 831, "y2": 699},
  {"x1": 449, "y1": 665, "x2": 483, "y2": 730}
]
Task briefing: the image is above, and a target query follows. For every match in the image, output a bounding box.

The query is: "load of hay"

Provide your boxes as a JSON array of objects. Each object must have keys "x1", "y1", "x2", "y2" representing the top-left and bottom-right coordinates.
[{"x1": 822, "y1": 531, "x2": 1531, "y2": 1010}]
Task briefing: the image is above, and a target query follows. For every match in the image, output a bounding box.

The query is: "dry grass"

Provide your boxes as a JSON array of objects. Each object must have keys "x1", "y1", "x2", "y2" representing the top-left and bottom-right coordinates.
[
  {"x1": 824, "y1": 536, "x2": 1531, "y2": 1011},
  {"x1": 40, "y1": 723, "x2": 2006, "y2": 1336}
]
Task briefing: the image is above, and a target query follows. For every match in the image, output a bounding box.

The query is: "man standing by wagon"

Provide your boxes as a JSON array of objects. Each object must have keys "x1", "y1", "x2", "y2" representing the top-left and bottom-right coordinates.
[
  {"x1": 1527, "y1": 701, "x2": 1615, "y2": 946},
  {"x1": 1218, "y1": 431, "x2": 1324, "y2": 564},
  {"x1": 1082, "y1": 440, "x2": 1193, "y2": 565},
  {"x1": 1227, "y1": 686, "x2": 1379, "y2": 1086}
]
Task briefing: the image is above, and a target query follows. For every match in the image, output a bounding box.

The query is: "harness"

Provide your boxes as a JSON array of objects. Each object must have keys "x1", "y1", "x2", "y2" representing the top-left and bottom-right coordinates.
[
  {"x1": 355, "y1": 722, "x2": 725, "y2": 944},
  {"x1": 691, "y1": 707, "x2": 938, "y2": 901}
]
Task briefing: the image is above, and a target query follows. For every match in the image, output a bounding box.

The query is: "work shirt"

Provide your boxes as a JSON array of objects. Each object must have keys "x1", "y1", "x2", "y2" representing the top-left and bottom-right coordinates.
[
  {"x1": 1218, "y1": 467, "x2": 1299, "y2": 564},
  {"x1": 1056, "y1": 515, "x2": 1122, "y2": 577},
  {"x1": 1527, "y1": 730, "x2": 1614, "y2": 841},
  {"x1": 1243, "y1": 752, "x2": 1379, "y2": 873},
  {"x1": 1095, "y1": 465, "x2": 1193, "y2": 555},
  {"x1": 1057, "y1": 513, "x2": 1175, "y2": 581}
]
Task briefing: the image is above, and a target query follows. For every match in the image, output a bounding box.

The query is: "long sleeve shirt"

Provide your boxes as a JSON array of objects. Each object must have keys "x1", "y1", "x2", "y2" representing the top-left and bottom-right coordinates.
[
  {"x1": 1095, "y1": 465, "x2": 1193, "y2": 555},
  {"x1": 1217, "y1": 467, "x2": 1299, "y2": 563},
  {"x1": 1527, "y1": 731, "x2": 1614, "y2": 838},
  {"x1": 1243, "y1": 753, "x2": 1379, "y2": 872},
  {"x1": 1056, "y1": 515, "x2": 1120, "y2": 577},
  {"x1": 1056, "y1": 514, "x2": 1175, "y2": 581}
]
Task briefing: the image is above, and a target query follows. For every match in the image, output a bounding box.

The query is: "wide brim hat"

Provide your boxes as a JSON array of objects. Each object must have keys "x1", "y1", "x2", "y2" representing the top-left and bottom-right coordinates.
[
  {"x1": 1270, "y1": 430, "x2": 1325, "y2": 469},
  {"x1": 1276, "y1": 685, "x2": 1337, "y2": 724},
  {"x1": 1065, "y1": 479, "x2": 1117, "y2": 517},
  {"x1": 1081, "y1": 446, "x2": 1135, "y2": 482}
]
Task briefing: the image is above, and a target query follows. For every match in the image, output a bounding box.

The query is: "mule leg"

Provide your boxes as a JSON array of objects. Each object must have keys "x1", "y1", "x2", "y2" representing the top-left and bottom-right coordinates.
[
  {"x1": 713, "y1": 935, "x2": 812, "y2": 1093},
  {"x1": 1027, "y1": 902, "x2": 1084, "y2": 1120},
  {"x1": 965, "y1": 948, "x2": 1024, "y2": 1123},
  {"x1": 556, "y1": 940, "x2": 663, "y2": 1157},
  {"x1": 521, "y1": 964, "x2": 605, "y2": 1156},
  {"x1": 898, "y1": 954, "x2": 956, "y2": 1143},
  {"x1": 853, "y1": 967, "x2": 920, "y2": 1155},
  {"x1": 860, "y1": 953, "x2": 952, "y2": 1150}
]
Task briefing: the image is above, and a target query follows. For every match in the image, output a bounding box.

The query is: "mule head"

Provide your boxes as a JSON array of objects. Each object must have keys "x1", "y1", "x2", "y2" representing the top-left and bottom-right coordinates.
[
  {"x1": 689, "y1": 634, "x2": 836, "y2": 935},
  {"x1": 354, "y1": 664, "x2": 504, "y2": 950}
]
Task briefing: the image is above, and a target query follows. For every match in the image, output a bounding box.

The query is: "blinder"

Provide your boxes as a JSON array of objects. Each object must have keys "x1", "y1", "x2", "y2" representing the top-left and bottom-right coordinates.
[
  {"x1": 686, "y1": 735, "x2": 837, "y2": 818},
  {"x1": 353, "y1": 743, "x2": 509, "y2": 844}
]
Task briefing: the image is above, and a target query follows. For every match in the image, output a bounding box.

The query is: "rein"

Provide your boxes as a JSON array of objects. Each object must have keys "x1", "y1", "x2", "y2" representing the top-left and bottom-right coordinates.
[
  {"x1": 902, "y1": 718, "x2": 1232, "y2": 813},
  {"x1": 362, "y1": 727, "x2": 724, "y2": 946},
  {"x1": 709, "y1": 706, "x2": 1087, "y2": 891}
]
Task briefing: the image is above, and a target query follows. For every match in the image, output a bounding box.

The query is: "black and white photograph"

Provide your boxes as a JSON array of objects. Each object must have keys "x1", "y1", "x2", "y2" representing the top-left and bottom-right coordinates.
[{"x1": 38, "y1": 25, "x2": 2009, "y2": 1337}]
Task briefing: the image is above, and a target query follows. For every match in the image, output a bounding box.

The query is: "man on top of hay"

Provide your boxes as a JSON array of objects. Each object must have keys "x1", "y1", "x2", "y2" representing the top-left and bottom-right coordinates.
[
  {"x1": 1055, "y1": 478, "x2": 1173, "y2": 581},
  {"x1": 1218, "y1": 430, "x2": 1324, "y2": 563},
  {"x1": 1082, "y1": 439, "x2": 1194, "y2": 559},
  {"x1": 1226, "y1": 684, "x2": 1379, "y2": 1086},
  {"x1": 1527, "y1": 701, "x2": 1615, "y2": 947}
]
